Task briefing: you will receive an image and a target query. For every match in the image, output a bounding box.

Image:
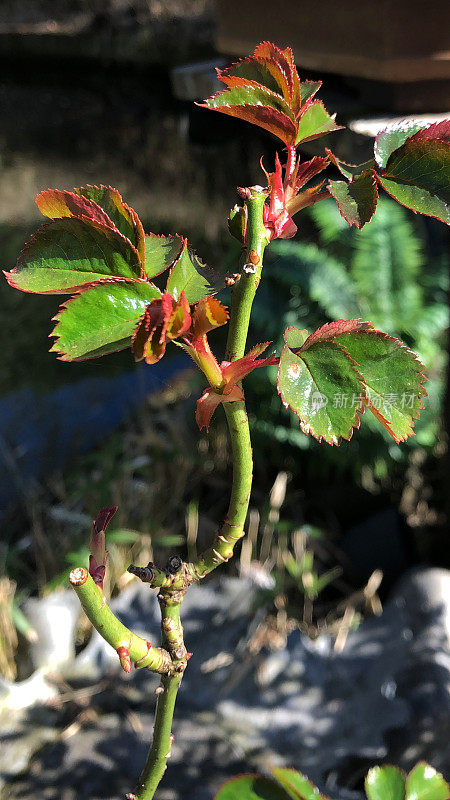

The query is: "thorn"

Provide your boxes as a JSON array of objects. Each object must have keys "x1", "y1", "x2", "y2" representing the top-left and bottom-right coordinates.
[
  {"x1": 186, "y1": 651, "x2": 193, "y2": 661},
  {"x1": 117, "y1": 645, "x2": 132, "y2": 674},
  {"x1": 166, "y1": 554, "x2": 182, "y2": 575}
]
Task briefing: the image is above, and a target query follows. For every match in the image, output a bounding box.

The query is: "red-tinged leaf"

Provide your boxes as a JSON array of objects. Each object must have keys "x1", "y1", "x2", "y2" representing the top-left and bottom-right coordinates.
[
  {"x1": 89, "y1": 506, "x2": 117, "y2": 590},
  {"x1": 374, "y1": 119, "x2": 436, "y2": 168},
  {"x1": 278, "y1": 320, "x2": 427, "y2": 445},
  {"x1": 271, "y1": 767, "x2": 330, "y2": 800},
  {"x1": 93, "y1": 506, "x2": 118, "y2": 537},
  {"x1": 293, "y1": 156, "x2": 328, "y2": 190},
  {"x1": 219, "y1": 56, "x2": 287, "y2": 97},
  {"x1": 6, "y1": 217, "x2": 142, "y2": 294},
  {"x1": 301, "y1": 319, "x2": 373, "y2": 348},
  {"x1": 75, "y1": 185, "x2": 145, "y2": 264},
  {"x1": 215, "y1": 774, "x2": 292, "y2": 800},
  {"x1": 336, "y1": 328, "x2": 427, "y2": 443},
  {"x1": 192, "y1": 297, "x2": 229, "y2": 337},
  {"x1": 144, "y1": 233, "x2": 184, "y2": 280},
  {"x1": 378, "y1": 138, "x2": 450, "y2": 224},
  {"x1": 196, "y1": 384, "x2": 245, "y2": 431},
  {"x1": 201, "y1": 88, "x2": 297, "y2": 145},
  {"x1": 254, "y1": 41, "x2": 296, "y2": 98},
  {"x1": 263, "y1": 153, "x2": 297, "y2": 239},
  {"x1": 203, "y1": 83, "x2": 295, "y2": 120},
  {"x1": 298, "y1": 80, "x2": 322, "y2": 110},
  {"x1": 50, "y1": 280, "x2": 161, "y2": 361},
  {"x1": 295, "y1": 101, "x2": 342, "y2": 145},
  {"x1": 221, "y1": 342, "x2": 278, "y2": 388},
  {"x1": 132, "y1": 292, "x2": 191, "y2": 365},
  {"x1": 328, "y1": 169, "x2": 378, "y2": 229},
  {"x1": 325, "y1": 148, "x2": 376, "y2": 180},
  {"x1": 166, "y1": 241, "x2": 222, "y2": 304},
  {"x1": 409, "y1": 119, "x2": 450, "y2": 144},
  {"x1": 286, "y1": 180, "x2": 328, "y2": 216},
  {"x1": 36, "y1": 189, "x2": 116, "y2": 229},
  {"x1": 277, "y1": 326, "x2": 366, "y2": 445}
]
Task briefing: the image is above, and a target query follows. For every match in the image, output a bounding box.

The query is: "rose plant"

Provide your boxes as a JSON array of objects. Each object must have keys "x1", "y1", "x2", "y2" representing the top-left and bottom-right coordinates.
[{"x1": 5, "y1": 41, "x2": 450, "y2": 800}]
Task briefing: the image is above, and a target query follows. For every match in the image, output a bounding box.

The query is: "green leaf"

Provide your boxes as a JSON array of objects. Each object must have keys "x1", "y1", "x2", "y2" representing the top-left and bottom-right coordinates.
[
  {"x1": 277, "y1": 320, "x2": 427, "y2": 445},
  {"x1": 405, "y1": 762, "x2": 450, "y2": 800},
  {"x1": 166, "y1": 242, "x2": 221, "y2": 304},
  {"x1": 378, "y1": 139, "x2": 450, "y2": 224},
  {"x1": 374, "y1": 120, "x2": 431, "y2": 168},
  {"x1": 328, "y1": 170, "x2": 378, "y2": 228},
  {"x1": 144, "y1": 233, "x2": 184, "y2": 280},
  {"x1": 277, "y1": 324, "x2": 366, "y2": 445},
  {"x1": 337, "y1": 328, "x2": 427, "y2": 442},
  {"x1": 6, "y1": 218, "x2": 142, "y2": 294},
  {"x1": 299, "y1": 81, "x2": 322, "y2": 107},
  {"x1": 271, "y1": 767, "x2": 330, "y2": 800},
  {"x1": 365, "y1": 766, "x2": 406, "y2": 800},
  {"x1": 295, "y1": 101, "x2": 342, "y2": 145},
  {"x1": 51, "y1": 280, "x2": 160, "y2": 360},
  {"x1": 215, "y1": 775, "x2": 291, "y2": 800}
]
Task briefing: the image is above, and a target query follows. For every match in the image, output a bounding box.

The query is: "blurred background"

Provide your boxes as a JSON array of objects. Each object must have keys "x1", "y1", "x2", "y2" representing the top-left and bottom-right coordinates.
[{"x1": 0, "y1": 2, "x2": 449, "y2": 799}]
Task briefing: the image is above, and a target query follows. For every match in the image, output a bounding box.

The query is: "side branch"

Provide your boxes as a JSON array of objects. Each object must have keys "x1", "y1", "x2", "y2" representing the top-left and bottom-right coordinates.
[{"x1": 69, "y1": 568, "x2": 172, "y2": 674}]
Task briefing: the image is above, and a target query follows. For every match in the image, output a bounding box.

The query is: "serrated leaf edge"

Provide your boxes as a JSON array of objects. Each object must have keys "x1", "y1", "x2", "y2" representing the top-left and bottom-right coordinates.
[
  {"x1": 327, "y1": 169, "x2": 379, "y2": 229},
  {"x1": 49, "y1": 279, "x2": 161, "y2": 362},
  {"x1": 6, "y1": 216, "x2": 143, "y2": 293},
  {"x1": 277, "y1": 325, "x2": 368, "y2": 446}
]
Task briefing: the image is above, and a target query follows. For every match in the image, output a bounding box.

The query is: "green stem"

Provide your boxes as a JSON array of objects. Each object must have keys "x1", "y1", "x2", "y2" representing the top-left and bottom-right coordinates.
[
  {"x1": 225, "y1": 187, "x2": 268, "y2": 361},
  {"x1": 69, "y1": 568, "x2": 172, "y2": 673},
  {"x1": 133, "y1": 672, "x2": 182, "y2": 800},
  {"x1": 191, "y1": 188, "x2": 268, "y2": 578}
]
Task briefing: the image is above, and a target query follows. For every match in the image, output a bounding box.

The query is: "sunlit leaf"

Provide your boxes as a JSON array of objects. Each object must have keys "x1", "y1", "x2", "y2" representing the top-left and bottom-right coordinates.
[
  {"x1": 271, "y1": 767, "x2": 330, "y2": 800},
  {"x1": 328, "y1": 170, "x2": 378, "y2": 228},
  {"x1": 6, "y1": 218, "x2": 142, "y2": 293},
  {"x1": 215, "y1": 774, "x2": 291, "y2": 800},
  {"x1": 50, "y1": 280, "x2": 160, "y2": 360},
  {"x1": 378, "y1": 138, "x2": 450, "y2": 224},
  {"x1": 166, "y1": 241, "x2": 221, "y2": 304},
  {"x1": 405, "y1": 762, "x2": 450, "y2": 800},
  {"x1": 365, "y1": 766, "x2": 406, "y2": 800},
  {"x1": 295, "y1": 101, "x2": 342, "y2": 145},
  {"x1": 277, "y1": 320, "x2": 427, "y2": 445},
  {"x1": 75, "y1": 185, "x2": 145, "y2": 262},
  {"x1": 144, "y1": 233, "x2": 184, "y2": 280},
  {"x1": 374, "y1": 120, "x2": 432, "y2": 168}
]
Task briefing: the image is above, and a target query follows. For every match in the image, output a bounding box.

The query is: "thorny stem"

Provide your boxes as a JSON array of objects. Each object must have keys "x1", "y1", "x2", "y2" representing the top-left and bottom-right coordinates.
[{"x1": 190, "y1": 187, "x2": 269, "y2": 578}]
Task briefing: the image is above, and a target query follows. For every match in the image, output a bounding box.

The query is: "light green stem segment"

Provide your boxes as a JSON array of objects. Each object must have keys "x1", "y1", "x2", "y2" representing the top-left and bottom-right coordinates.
[
  {"x1": 225, "y1": 187, "x2": 268, "y2": 362},
  {"x1": 133, "y1": 672, "x2": 182, "y2": 800},
  {"x1": 192, "y1": 188, "x2": 268, "y2": 578},
  {"x1": 69, "y1": 568, "x2": 172, "y2": 673}
]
